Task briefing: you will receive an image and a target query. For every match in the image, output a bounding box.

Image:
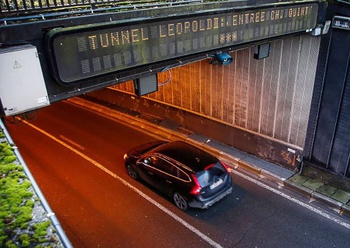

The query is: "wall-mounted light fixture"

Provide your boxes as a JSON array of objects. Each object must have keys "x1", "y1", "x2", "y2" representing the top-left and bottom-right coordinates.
[
  {"x1": 210, "y1": 52, "x2": 233, "y2": 66},
  {"x1": 134, "y1": 73, "x2": 158, "y2": 97},
  {"x1": 254, "y1": 43, "x2": 271, "y2": 60}
]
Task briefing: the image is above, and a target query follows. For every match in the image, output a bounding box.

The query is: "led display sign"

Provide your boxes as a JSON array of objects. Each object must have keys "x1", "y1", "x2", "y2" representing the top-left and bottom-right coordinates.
[
  {"x1": 45, "y1": 2, "x2": 318, "y2": 85},
  {"x1": 333, "y1": 16, "x2": 350, "y2": 30}
]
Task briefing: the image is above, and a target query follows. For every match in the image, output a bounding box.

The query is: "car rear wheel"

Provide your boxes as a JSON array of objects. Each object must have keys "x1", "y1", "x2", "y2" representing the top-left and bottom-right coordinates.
[
  {"x1": 173, "y1": 192, "x2": 188, "y2": 211},
  {"x1": 126, "y1": 164, "x2": 138, "y2": 179}
]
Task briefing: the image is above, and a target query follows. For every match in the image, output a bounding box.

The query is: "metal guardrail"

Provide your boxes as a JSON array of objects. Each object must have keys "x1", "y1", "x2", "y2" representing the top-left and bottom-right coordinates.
[
  {"x1": 337, "y1": 0, "x2": 350, "y2": 5},
  {"x1": 0, "y1": 0, "x2": 153, "y2": 12},
  {"x1": 0, "y1": 0, "x2": 199, "y2": 15},
  {"x1": 0, "y1": 118, "x2": 73, "y2": 248},
  {"x1": 0, "y1": 0, "x2": 203, "y2": 23}
]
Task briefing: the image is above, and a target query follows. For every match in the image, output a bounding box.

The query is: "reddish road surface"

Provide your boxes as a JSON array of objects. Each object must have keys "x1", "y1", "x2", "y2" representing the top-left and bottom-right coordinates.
[{"x1": 6, "y1": 100, "x2": 350, "y2": 248}]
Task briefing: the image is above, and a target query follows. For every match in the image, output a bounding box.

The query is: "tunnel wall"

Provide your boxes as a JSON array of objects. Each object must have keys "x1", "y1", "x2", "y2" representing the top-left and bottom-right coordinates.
[{"x1": 87, "y1": 34, "x2": 320, "y2": 170}]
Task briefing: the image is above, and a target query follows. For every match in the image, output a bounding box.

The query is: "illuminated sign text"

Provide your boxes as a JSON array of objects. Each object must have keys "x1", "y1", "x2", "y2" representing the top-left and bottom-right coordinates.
[{"x1": 46, "y1": 3, "x2": 318, "y2": 85}]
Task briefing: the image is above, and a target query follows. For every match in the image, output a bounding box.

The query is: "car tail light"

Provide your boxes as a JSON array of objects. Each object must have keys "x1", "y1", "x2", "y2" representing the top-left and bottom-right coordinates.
[
  {"x1": 204, "y1": 163, "x2": 214, "y2": 170},
  {"x1": 190, "y1": 174, "x2": 202, "y2": 195},
  {"x1": 221, "y1": 161, "x2": 232, "y2": 173}
]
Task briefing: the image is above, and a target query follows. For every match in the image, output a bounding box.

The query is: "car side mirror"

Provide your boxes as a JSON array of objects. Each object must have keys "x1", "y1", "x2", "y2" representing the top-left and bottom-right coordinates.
[{"x1": 136, "y1": 158, "x2": 147, "y2": 165}]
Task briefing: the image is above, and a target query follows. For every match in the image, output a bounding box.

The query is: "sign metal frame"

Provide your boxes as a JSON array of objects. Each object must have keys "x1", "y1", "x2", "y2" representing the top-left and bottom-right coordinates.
[{"x1": 45, "y1": 2, "x2": 319, "y2": 85}]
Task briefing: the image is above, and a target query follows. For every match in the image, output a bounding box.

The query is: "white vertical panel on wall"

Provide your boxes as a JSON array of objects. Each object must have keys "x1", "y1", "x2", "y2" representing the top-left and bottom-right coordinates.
[
  {"x1": 260, "y1": 41, "x2": 282, "y2": 138},
  {"x1": 110, "y1": 35, "x2": 320, "y2": 150},
  {"x1": 289, "y1": 36, "x2": 320, "y2": 147},
  {"x1": 274, "y1": 38, "x2": 297, "y2": 142},
  {"x1": 235, "y1": 35, "x2": 319, "y2": 149},
  {"x1": 234, "y1": 49, "x2": 250, "y2": 128}
]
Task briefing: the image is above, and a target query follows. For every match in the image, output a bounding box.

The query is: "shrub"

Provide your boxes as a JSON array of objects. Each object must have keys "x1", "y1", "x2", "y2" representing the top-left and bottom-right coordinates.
[{"x1": 0, "y1": 127, "x2": 61, "y2": 247}]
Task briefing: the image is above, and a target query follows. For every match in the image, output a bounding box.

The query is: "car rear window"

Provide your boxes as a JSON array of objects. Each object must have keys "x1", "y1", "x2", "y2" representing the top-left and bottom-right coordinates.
[
  {"x1": 152, "y1": 141, "x2": 218, "y2": 171},
  {"x1": 195, "y1": 162, "x2": 226, "y2": 187}
]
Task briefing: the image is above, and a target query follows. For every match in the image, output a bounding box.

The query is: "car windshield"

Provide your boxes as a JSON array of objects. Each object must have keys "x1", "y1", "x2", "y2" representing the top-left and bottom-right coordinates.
[{"x1": 195, "y1": 162, "x2": 226, "y2": 187}]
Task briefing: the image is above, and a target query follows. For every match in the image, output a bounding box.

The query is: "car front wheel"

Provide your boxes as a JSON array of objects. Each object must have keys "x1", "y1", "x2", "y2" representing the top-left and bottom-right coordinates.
[
  {"x1": 126, "y1": 164, "x2": 138, "y2": 179},
  {"x1": 173, "y1": 192, "x2": 188, "y2": 211}
]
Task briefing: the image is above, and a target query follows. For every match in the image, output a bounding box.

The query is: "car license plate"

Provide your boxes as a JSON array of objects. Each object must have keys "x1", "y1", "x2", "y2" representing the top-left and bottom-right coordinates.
[{"x1": 210, "y1": 178, "x2": 223, "y2": 190}]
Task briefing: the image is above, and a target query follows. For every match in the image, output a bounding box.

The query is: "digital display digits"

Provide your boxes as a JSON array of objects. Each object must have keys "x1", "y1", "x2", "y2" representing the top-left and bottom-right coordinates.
[{"x1": 46, "y1": 3, "x2": 318, "y2": 85}]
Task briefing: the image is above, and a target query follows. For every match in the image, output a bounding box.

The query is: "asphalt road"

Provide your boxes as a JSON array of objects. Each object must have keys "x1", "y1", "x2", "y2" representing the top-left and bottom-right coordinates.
[{"x1": 6, "y1": 101, "x2": 350, "y2": 248}]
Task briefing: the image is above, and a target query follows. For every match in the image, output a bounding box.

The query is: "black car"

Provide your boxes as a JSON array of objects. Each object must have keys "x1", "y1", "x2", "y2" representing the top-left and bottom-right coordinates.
[{"x1": 123, "y1": 140, "x2": 233, "y2": 211}]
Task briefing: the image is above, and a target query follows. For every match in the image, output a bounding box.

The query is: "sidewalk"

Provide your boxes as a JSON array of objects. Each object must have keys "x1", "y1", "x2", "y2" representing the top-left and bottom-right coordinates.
[{"x1": 68, "y1": 97, "x2": 350, "y2": 218}]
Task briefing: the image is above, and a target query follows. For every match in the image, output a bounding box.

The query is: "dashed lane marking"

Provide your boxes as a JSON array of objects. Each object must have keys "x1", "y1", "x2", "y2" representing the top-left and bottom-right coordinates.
[
  {"x1": 59, "y1": 135, "x2": 85, "y2": 150},
  {"x1": 21, "y1": 119, "x2": 223, "y2": 248}
]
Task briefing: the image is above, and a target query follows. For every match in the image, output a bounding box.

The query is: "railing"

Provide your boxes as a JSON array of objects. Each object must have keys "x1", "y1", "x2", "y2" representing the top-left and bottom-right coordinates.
[
  {"x1": 0, "y1": 0, "x2": 199, "y2": 16},
  {"x1": 1, "y1": 0, "x2": 110, "y2": 13}
]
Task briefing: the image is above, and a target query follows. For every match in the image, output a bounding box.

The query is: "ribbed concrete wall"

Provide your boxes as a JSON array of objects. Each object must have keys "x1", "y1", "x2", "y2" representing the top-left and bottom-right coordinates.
[{"x1": 111, "y1": 34, "x2": 320, "y2": 150}]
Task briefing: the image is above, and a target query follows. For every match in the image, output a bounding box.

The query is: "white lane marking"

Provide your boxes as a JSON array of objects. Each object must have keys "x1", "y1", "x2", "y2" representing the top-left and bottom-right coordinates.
[
  {"x1": 22, "y1": 120, "x2": 223, "y2": 248},
  {"x1": 232, "y1": 170, "x2": 350, "y2": 229},
  {"x1": 59, "y1": 135, "x2": 85, "y2": 150}
]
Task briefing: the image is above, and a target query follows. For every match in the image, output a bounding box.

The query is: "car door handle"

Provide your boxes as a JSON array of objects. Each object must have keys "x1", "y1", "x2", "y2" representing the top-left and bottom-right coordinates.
[
  {"x1": 166, "y1": 180, "x2": 172, "y2": 184},
  {"x1": 147, "y1": 171, "x2": 154, "y2": 175}
]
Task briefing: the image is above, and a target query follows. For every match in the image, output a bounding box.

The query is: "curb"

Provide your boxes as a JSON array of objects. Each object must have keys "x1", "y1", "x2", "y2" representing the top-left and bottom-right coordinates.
[
  {"x1": 67, "y1": 97, "x2": 350, "y2": 219},
  {"x1": 342, "y1": 204, "x2": 350, "y2": 218},
  {"x1": 284, "y1": 179, "x2": 350, "y2": 217}
]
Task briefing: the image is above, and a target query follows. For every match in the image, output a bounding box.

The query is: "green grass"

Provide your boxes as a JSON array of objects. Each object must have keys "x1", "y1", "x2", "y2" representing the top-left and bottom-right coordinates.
[{"x1": 0, "y1": 129, "x2": 61, "y2": 247}]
